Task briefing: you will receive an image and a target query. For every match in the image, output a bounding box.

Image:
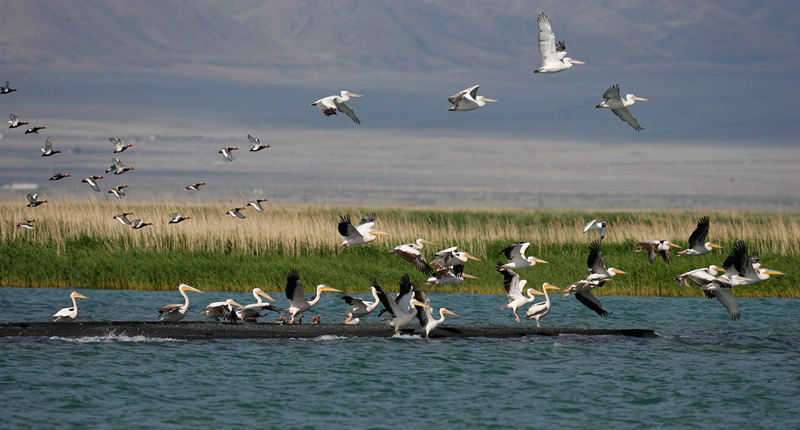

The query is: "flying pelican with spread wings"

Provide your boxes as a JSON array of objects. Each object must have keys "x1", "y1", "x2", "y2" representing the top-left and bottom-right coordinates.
[
  {"x1": 678, "y1": 216, "x2": 723, "y2": 256},
  {"x1": 338, "y1": 213, "x2": 389, "y2": 247},
  {"x1": 447, "y1": 85, "x2": 498, "y2": 111},
  {"x1": 534, "y1": 13, "x2": 585, "y2": 73},
  {"x1": 596, "y1": 84, "x2": 649, "y2": 131},
  {"x1": 311, "y1": 90, "x2": 363, "y2": 124}
]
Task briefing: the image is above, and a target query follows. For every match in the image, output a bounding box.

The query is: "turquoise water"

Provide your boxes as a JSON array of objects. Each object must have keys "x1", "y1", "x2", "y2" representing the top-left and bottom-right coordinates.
[{"x1": 2, "y1": 287, "x2": 799, "y2": 429}]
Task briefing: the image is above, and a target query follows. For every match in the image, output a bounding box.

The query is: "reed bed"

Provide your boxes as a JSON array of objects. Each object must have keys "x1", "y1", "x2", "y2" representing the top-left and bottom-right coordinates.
[{"x1": 2, "y1": 199, "x2": 798, "y2": 296}]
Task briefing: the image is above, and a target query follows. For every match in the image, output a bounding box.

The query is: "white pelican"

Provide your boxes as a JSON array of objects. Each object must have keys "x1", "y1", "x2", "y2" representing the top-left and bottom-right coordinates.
[
  {"x1": 185, "y1": 182, "x2": 206, "y2": 191},
  {"x1": 426, "y1": 264, "x2": 477, "y2": 286},
  {"x1": 247, "y1": 198, "x2": 268, "y2": 212},
  {"x1": 226, "y1": 207, "x2": 246, "y2": 219},
  {"x1": 52, "y1": 291, "x2": 88, "y2": 322},
  {"x1": 678, "y1": 216, "x2": 722, "y2": 256},
  {"x1": 311, "y1": 90, "x2": 363, "y2": 124},
  {"x1": 497, "y1": 263, "x2": 538, "y2": 324},
  {"x1": 534, "y1": 13, "x2": 585, "y2": 73},
  {"x1": 131, "y1": 218, "x2": 153, "y2": 229},
  {"x1": 201, "y1": 299, "x2": 245, "y2": 322},
  {"x1": 110, "y1": 137, "x2": 132, "y2": 153},
  {"x1": 41, "y1": 137, "x2": 61, "y2": 156},
  {"x1": 373, "y1": 283, "x2": 430, "y2": 334},
  {"x1": 635, "y1": 240, "x2": 681, "y2": 264},
  {"x1": 1, "y1": 81, "x2": 17, "y2": 94},
  {"x1": 108, "y1": 184, "x2": 129, "y2": 199},
  {"x1": 413, "y1": 285, "x2": 458, "y2": 338},
  {"x1": 389, "y1": 239, "x2": 435, "y2": 274},
  {"x1": 585, "y1": 240, "x2": 627, "y2": 282},
  {"x1": 338, "y1": 213, "x2": 389, "y2": 247},
  {"x1": 283, "y1": 269, "x2": 340, "y2": 323},
  {"x1": 675, "y1": 265, "x2": 725, "y2": 288},
  {"x1": 236, "y1": 288, "x2": 279, "y2": 322},
  {"x1": 16, "y1": 219, "x2": 36, "y2": 230},
  {"x1": 499, "y1": 241, "x2": 548, "y2": 270},
  {"x1": 583, "y1": 219, "x2": 607, "y2": 240},
  {"x1": 8, "y1": 113, "x2": 28, "y2": 128},
  {"x1": 432, "y1": 246, "x2": 480, "y2": 268},
  {"x1": 113, "y1": 212, "x2": 134, "y2": 226},
  {"x1": 595, "y1": 84, "x2": 649, "y2": 131},
  {"x1": 447, "y1": 85, "x2": 498, "y2": 112},
  {"x1": 49, "y1": 173, "x2": 70, "y2": 181},
  {"x1": 219, "y1": 146, "x2": 239, "y2": 162},
  {"x1": 524, "y1": 283, "x2": 561, "y2": 327},
  {"x1": 26, "y1": 192, "x2": 48, "y2": 208},
  {"x1": 562, "y1": 278, "x2": 611, "y2": 317},
  {"x1": 705, "y1": 241, "x2": 785, "y2": 319},
  {"x1": 159, "y1": 284, "x2": 203, "y2": 321},
  {"x1": 248, "y1": 134, "x2": 271, "y2": 152},
  {"x1": 105, "y1": 157, "x2": 134, "y2": 175},
  {"x1": 338, "y1": 286, "x2": 381, "y2": 323},
  {"x1": 169, "y1": 212, "x2": 191, "y2": 224},
  {"x1": 82, "y1": 175, "x2": 104, "y2": 191},
  {"x1": 25, "y1": 125, "x2": 46, "y2": 134}
]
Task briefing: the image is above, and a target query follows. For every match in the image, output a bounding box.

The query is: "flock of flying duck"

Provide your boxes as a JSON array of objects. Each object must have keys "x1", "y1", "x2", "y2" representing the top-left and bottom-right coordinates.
[{"x1": 48, "y1": 213, "x2": 785, "y2": 333}]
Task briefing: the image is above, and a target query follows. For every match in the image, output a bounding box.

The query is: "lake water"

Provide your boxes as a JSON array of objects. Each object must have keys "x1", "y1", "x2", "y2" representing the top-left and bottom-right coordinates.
[{"x1": 1, "y1": 287, "x2": 798, "y2": 429}]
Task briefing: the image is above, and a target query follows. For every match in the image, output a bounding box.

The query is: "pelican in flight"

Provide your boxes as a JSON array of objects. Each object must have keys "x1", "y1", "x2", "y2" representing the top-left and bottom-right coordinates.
[
  {"x1": 338, "y1": 213, "x2": 389, "y2": 247},
  {"x1": 49, "y1": 173, "x2": 70, "y2": 181},
  {"x1": 283, "y1": 269, "x2": 340, "y2": 323},
  {"x1": 497, "y1": 263, "x2": 539, "y2": 324},
  {"x1": 219, "y1": 146, "x2": 239, "y2": 162},
  {"x1": 447, "y1": 85, "x2": 498, "y2": 111},
  {"x1": 26, "y1": 192, "x2": 48, "y2": 208},
  {"x1": 247, "y1": 198, "x2": 268, "y2": 212},
  {"x1": 186, "y1": 182, "x2": 206, "y2": 191},
  {"x1": 82, "y1": 175, "x2": 104, "y2": 191},
  {"x1": 109, "y1": 137, "x2": 132, "y2": 153},
  {"x1": 158, "y1": 284, "x2": 203, "y2": 321},
  {"x1": 236, "y1": 288, "x2": 279, "y2": 322},
  {"x1": 585, "y1": 240, "x2": 627, "y2": 283},
  {"x1": 432, "y1": 246, "x2": 480, "y2": 269},
  {"x1": 563, "y1": 278, "x2": 611, "y2": 317},
  {"x1": 52, "y1": 291, "x2": 88, "y2": 322},
  {"x1": 201, "y1": 298, "x2": 245, "y2": 322},
  {"x1": 413, "y1": 284, "x2": 458, "y2": 338},
  {"x1": 389, "y1": 239, "x2": 435, "y2": 274},
  {"x1": 373, "y1": 281, "x2": 430, "y2": 334},
  {"x1": 635, "y1": 240, "x2": 681, "y2": 264},
  {"x1": 675, "y1": 265, "x2": 725, "y2": 289},
  {"x1": 583, "y1": 219, "x2": 608, "y2": 240},
  {"x1": 596, "y1": 84, "x2": 649, "y2": 131},
  {"x1": 534, "y1": 13, "x2": 585, "y2": 73},
  {"x1": 248, "y1": 134, "x2": 271, "y2": 152},
  {"x1": 678, "y1": 216, "x2": 722, "y2": 256},
  {"x1": 499, "y1": 241, "x2": 548, "y2": 271},
  {"x1": 113, "y1": 212, "x2": 134, "y2": 226},
  {"x1": 339, "y1": 286, "x2": 381, "y2": 323},
  {"x1": 311, "y1": 90, "x2": 363, "y2": 124},
  {"x1": 524, "y1": 283, "x2": 560, "y2": 327},
  {"x1": 426, "y1": 264, "x2": 477, "y2": 286},
  {"x1": 41, "y1": 137, "x2": 61, "y2": 156},
  {"x1": 169, "y1": 212, "x2": 191, "y2": 224}
]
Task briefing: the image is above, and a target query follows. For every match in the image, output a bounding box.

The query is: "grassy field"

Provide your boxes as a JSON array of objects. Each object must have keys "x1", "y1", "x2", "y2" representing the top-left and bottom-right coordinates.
[{"x1": 2, "y1": 199, "x2": 798, "y2": 297}]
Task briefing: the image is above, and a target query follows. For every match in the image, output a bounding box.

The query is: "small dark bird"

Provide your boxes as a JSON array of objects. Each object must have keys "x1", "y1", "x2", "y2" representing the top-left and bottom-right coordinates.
[
  {"x1": 25, "y1": 125, "x2": 46, "y2": 134},
  {"x1": 49, "y1": 173, "x2": 71, "y2": 181}
]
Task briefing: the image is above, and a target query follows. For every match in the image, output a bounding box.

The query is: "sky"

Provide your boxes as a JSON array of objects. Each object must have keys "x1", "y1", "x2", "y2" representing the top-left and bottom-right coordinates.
[{"x1": 1, "y1": 0, "x2": 799, "y2": 210}]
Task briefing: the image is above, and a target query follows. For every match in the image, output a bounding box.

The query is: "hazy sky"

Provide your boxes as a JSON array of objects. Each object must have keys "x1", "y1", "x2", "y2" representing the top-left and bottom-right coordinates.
[{"x1": 1, "y1": 1, "x2": 799, "y2": 209}]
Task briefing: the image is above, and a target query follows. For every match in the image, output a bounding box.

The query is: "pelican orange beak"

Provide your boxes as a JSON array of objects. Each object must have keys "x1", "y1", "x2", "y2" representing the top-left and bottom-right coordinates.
[
  {"x1": 543, "y1": 283, "x2": 561, "y2": 291},
  {"x1": 74, "y1": 293, "x2": 88, "y2": 300},
  {"x1": 420, "y1": 240, "x2": 435, "y2": 245},
  {"x1": 533, "y1": 257, "x2": 548, "y2": 264},
  {"x1": 483, "y1": 98, "x2": 499, "y2": 102},
  {"x1": 372, "y1": 230, "x2": 390, "y2": 235},
  {"x1": 410, "y1": 299, "x2": 431, "y2": 309},
  {"x1": 320, "y1": 287, "x2": 341, "y2": 293},
  {"x1": 441, "y1": 309, "x2": 459, "y2": 317},
  {"x1": 229, "y1": 300, "x2": 245, "y2": 308},
  {"x1": 708, "y1": 243, "x2": 723, "y2": 249},
  {"x1": 461, "y1": 274, "x2": 477, "y2": 279},
  {"x1": 570, "y1": 60, "x2": 586, "y2": 64},
  {"x1": 764, "y1": 270, "x2": 786, "y2": 276},
  {"x1": 465, "y1": 253, "x2": 481, "y2": 261},
  {"x1": 611, "y1": 269, "x2": 628, "y2": 275},
  {"x1": 632, "y1": 96, "x2": 649, "y2": 101},
  {"x1": 256, "y1": 291, "x2": 276, "y2": 302},
  {"x1": 180, "y1": 285, "x2": 203, "y2": 294},
  {"x1": 667, "y1": 242, "x2": 681, "y2": 248},
  {"x1": 348, "y1": 93, "x2": 364, "y2": 98}
]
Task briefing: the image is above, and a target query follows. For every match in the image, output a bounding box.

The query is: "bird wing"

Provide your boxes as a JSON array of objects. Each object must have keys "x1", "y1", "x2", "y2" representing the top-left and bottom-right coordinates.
[
  {"x1": 498, "y1": 264, "x2": 524, "y2": 302},
  {"x1": 602, "y1": 84, "x2": 621, "y2": 101},
  {"x1": 583, "y1": 219, "x2": 597, "y2": 233},
  {"x1": 638, "y1": 241, "x2": 659, "y2": 263},
  {"x1": 339, "y1": 293, "x2": 368, "y2": 313},
  {"x1": 467, "y1": 85, "x2": 480, "y2": 100},
  {"x1": 575, "y1": 290, "x2": 609, "y2": 317},
  {"x1": 587, "y1": 240, "x2": 606, "y2": 274},
  {"x1": 390, "y1": 245, "x2": 432, "y2": 274},
  {"x1": 373, "y1": 285, "x2": 398, "y2": 318},
  {"x1": 537, "y1": 13, "x2": 559, "y2": 65},
  {"x1": 158, "y1": 303, "x2": 183, "y2": 315},
  {"x1": 395, "y1": 274, "x2": 414, "y2": 311},
  {"x1": 285, "y1": 269, "x2": 307, "y2": 308},
  {"x1": 687, "y1": 216, "x2": 710, "y2": 249},
  {"x1": 44, "y1": 137, "x2": 52, "y2": 151},
  {"x1": 413, "y1": 285, "x2": 431, "y2": 326},
  {"x1": 714, "y1": 288, "x2": 741, "y2": 320},
  {"x1": 731, "y1": 241, "x2": 757, "y2": 280},
  {"x1": 448, "y1": 89, "x2": 467, "y2": 106},
  {"x1": 247, "y1": 134, "x2": 260, "y2": 150},
  {"x1": 335, "y1": 100, "x2": 360, "y2": 124},
  {"x1": 610, "y1": 107, "x2": 643, "y2": 131},
  {"x1": 555, "y1": 40, "x2": 567, "y2": 60},
  {"x1": 501, "y1": 241, "x2": 527, "y2": 262},
  {"x1": 338, "y1": 214, "x2": 357, "y2": 238}
]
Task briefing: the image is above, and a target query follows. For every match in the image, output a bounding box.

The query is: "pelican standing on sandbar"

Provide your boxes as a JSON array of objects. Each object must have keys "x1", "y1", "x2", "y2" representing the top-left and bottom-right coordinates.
[
  {"x1": 311, "y1": 90, "x2": 363, "y2": 124},
  {"x1": 201, "y1": 299, "x2": 245, "y2": 322},
  {"x1": 338, "y1": 213, "x2": 389, "y2": 247},
  {"x1": 283, "y1": 269, "x2": 340, "y2": 324},
  {"x1": 596, "y1": 84, "x2": 649, "y2": 131},
  {"x1": 524, "y1": 283, "x2": 560, "y2": 327},
  {"x1": 52, "y1": 291, "x2": 88, "y2": 322},
  {"x1": 678, "y1": 216, "x2": 722, "y2": 256},
  {"x1": 447, "y1": 85, "x2": 497, "y2": 111},
  {"x1": 158, "y1": 284, "x2": 203, "y2": 321},
  {"x1": 534, "y1": 13, "x2": 585, "y2": 73},
  {"x1": 236, "y1": 288, "x2": 279, "y2": 322},
  {"x1": 413, "y1": 284, "x2": 458, "y2": 338}
]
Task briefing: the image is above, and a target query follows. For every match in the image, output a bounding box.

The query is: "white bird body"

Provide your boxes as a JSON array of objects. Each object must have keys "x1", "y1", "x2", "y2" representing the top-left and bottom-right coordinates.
[
  {"x1": 158, "y1": 284, "x2": 203, "y2": 321},
  {"x1": 678, "y1": 216, "x2": 722, "y2": 256},
  {"x1": 201, "y1": 299, "x2": 244, "y2": 322},
  {"x1": 524, "y1": 283, "x2": 560, "y2": 327},
  {"x1": 583, "y1": 219, "x2": 608, "y2": 239},
  {"x1": 433, "y1": 246, "x2": 480, "y2": 268},
  {"x1": 499, "y1": 241, "x2": 547, "y2": 270},
  {"x1": 236, "y1": 288, "x2": 278, "y2": 322},
  {"x1": 389, "y1": 239, "x2": 435, "y2": 274},
  {"x1": 338, "y1": 213, "x2": 389, "y2": 247},
  {"x1": 447, "y1": 85, "x2": 497, "y2": 112},
  {"x1": 636, "y1": 240, "x2": 681, "y2": 264},
  {"x1": 283, "y1": 269, "x2": 340, "y2": 323},
  {"x1": 676, "y1": 265, "x2": 725, "y2": 288},
  {"x1": 52, "y1": 291, "x2": 88, "y2": 322},
  {"x1": 311, "y1": 90, "x2": 363, "y2": 124},
  {"x1": 498, "y1": 264, "x2": 538, "y2": 324},
  {"x1": 422, "y1": 307, "x2": 458, "y2": 338},
  {"x1": 339, "y1": 287, "x2": 381, "y2": 323},
  {"x1": 534, "y1": 13, "x2": 585, "y2": 73},
  {"x1": 373, "y1": 284, "x2": 430, "y2": 334},
  {"x1": 596, "y1": 84, "x2": 649, "y2": 131}
]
